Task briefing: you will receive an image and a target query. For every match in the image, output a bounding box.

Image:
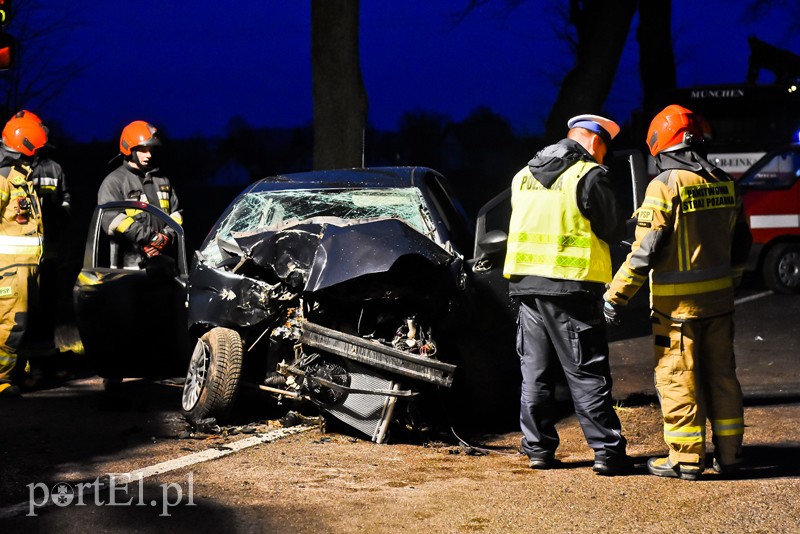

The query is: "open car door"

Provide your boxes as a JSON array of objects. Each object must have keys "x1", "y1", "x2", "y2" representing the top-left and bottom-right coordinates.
[{"x1": 73, "y1": 201, "x2": 191, "y2": 379}]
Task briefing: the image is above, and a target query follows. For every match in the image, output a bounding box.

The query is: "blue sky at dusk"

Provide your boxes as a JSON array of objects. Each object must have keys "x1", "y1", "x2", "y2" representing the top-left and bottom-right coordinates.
[{"x1": 18, "y1": 1, "x2": 800, "y2": 143}]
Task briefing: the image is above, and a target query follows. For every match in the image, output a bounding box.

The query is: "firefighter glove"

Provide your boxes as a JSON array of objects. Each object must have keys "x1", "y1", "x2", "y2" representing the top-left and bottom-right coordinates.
[
  {"x1": 143, "y1": 232, "x2": 170, "y2": 257},
  {"x1": 149, "y1": 232, "x2": 170, "y2": 250},
  {"x1": 603, "y1": 299, "x2": 621, "y2": 327}
]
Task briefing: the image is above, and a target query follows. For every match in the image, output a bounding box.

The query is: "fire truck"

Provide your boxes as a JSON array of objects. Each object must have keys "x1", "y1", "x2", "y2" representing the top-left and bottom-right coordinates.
[{"x1": 739, "y1": 142, "x2": 800, "y2": 294}]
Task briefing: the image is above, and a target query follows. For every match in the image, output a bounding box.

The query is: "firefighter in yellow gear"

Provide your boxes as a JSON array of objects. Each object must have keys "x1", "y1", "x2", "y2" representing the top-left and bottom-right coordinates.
[
  {"x1": 603, "y1": 105, "x2": 752, "y2": 479},
  {"x1": 0, "y1": 115, "x2": 48, "y2": 398}
]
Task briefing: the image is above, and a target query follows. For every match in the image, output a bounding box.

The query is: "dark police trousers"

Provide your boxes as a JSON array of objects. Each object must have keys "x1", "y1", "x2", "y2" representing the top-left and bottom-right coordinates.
[{"x1": 517, "y1": 294, "x2": 626, "y2": 461}]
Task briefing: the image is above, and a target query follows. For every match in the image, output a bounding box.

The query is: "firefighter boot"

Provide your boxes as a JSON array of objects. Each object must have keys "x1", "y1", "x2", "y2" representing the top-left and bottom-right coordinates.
[{"x1": 647, "y1": 457, "x2": 702, "y2": 480}]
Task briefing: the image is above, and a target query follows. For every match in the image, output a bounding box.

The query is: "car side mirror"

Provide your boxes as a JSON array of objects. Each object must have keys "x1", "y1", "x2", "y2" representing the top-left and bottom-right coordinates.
[{"x1": 478, "y1": 230, "x2": 508, "y2": 255}]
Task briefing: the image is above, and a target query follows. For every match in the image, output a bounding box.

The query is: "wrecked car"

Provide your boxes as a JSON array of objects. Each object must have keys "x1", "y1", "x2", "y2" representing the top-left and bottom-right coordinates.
[
  {"x1": 179, "y1": 167, "x2": 518, "y2": 442},
  {"x1": 181, "y1": 168, "x2": 515, "y2": 443}
]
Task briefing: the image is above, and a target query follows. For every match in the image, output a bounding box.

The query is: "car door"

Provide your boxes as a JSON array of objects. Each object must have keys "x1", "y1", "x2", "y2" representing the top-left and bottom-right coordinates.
[{"x1": 74, "y1": 201, "x2": 191, "y2": 379}]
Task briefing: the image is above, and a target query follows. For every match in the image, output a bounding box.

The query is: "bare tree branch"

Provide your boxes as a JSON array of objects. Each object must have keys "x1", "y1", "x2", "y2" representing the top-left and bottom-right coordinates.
[{"x1": 0, "y1": 0, "x2": 87, "y2": 117}]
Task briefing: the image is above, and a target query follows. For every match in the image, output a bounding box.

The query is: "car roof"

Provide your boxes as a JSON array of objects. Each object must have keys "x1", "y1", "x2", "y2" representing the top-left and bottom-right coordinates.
[{"x1": 247, "y1": 166, "x2": 441, "y2": 193}]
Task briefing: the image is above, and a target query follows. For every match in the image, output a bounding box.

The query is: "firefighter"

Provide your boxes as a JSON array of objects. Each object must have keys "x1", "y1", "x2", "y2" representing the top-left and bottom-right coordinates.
[
  {"x1": 1, "y1": 111, "x2": 71, "y2": 361},
  {"x1": 503, "y1": 114, "x2": 631, "y2": 475},
  {"x1": 0, "y1": 116, "x2": 48, "y2": 398},
  {"x1": 97, "y1": 121, "x2": 181, "y2": 268},
  {"x1": 603, "y1": 105, "x2": 752, "y2": 479}
]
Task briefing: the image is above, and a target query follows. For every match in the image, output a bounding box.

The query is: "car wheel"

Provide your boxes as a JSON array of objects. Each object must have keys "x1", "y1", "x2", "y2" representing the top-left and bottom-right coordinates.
[
  {"x1": 762, "y1": 243, "x2": 800, "y2": 294},
  {"x1": 181, "y1": 327, "x2": 243, "y2": 424}
]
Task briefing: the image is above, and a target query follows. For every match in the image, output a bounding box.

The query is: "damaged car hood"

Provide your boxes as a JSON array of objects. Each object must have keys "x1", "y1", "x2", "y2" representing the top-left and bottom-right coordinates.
[{"x1": 231, "y1": 218, "x2": 454, "y2": 292}]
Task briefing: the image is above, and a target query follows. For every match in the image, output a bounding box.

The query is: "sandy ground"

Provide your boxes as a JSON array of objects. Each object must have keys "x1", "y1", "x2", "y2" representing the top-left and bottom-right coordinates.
[{"x1": 2, "y1": 396, "x2": 799, "y2": 533}]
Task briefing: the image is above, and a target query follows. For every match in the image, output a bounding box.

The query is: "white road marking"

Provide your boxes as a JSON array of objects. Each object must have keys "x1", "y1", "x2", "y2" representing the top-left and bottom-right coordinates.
[
  {"x1": 0, "y1": 424, "x2": 314, "y2": 519},
  {"x1": 734, "y1": 290, "x2": 773, "y2": 306}
]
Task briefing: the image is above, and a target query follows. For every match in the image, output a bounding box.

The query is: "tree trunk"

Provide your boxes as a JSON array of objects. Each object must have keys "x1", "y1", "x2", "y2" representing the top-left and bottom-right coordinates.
[
  {"x1": 544, "y1": 0, "x2": 637, "y2": 143},
  {"x1": 311, "y1": 0, "x2": 368, "y2": 170},
  {"x1": 637, "y1": 0, "x2": 675, "y2": 124}
]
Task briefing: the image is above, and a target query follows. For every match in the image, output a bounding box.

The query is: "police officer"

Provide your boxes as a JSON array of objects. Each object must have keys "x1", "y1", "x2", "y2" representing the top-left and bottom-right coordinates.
[
  {"x1": 603, "y1": 105, "x2": 752, "y2": 479},
  {"x1": 0, "y1": 116, "x2": 48, "y2": 398},
  {"x1": 97, "y1": 121, "x2": 181, "y2": 268},
  {"x1": 504, "y1": 114, "x2": 630, "y2": 475}
]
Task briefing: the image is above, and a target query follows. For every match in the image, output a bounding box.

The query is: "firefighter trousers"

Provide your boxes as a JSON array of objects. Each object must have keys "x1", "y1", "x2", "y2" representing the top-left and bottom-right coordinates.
[
  {"x1": 652, "y1": 313, "x2": 744, "y2": 466},
  {"x1": 0, "y1": 264, "x2": 38, "y2": 388},
  {"x1": 517, "y1": 295, "x2": 627, "y2": 461}
]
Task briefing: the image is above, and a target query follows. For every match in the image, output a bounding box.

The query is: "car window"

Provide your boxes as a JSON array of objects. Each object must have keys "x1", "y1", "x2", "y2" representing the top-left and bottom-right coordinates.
[
  {"x1": 739, "y1": 148, "x2": 800, "y2": 189},
  {"x1": 201, "y1": 188, "x2": 439, "y2": 264}
]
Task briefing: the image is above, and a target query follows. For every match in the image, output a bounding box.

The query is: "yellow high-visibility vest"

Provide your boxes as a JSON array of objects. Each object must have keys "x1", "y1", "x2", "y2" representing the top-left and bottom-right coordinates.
[{"x1": 503, "y1": 160, "x2": 611, "y2": 283}]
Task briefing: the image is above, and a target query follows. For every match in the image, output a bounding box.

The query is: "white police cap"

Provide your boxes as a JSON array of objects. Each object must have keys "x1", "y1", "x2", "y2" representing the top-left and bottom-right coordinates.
[{"x1": 567, "y1": 114, "x2": 620, "y2": 144}]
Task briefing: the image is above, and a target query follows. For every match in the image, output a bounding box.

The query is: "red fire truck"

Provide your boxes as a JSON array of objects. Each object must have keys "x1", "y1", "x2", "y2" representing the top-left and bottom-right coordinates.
[{"x1": 739, "y1": 143, "x2": 800, "y2": 293}]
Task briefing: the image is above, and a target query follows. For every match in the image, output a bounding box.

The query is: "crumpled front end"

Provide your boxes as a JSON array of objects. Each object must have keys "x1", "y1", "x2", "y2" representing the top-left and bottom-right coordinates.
[{"x1": 185, "y1": 190, "x2": 468, "y2": 442}]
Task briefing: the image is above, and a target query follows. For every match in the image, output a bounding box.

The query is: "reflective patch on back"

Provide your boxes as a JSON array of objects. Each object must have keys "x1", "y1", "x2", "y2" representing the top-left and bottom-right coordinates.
[
  {"x1": 679, "y1": 182, "x2": 735, "y2": 213},
  {"x1": 0, "y1": 287, "x2": 12, "y2": 297}
]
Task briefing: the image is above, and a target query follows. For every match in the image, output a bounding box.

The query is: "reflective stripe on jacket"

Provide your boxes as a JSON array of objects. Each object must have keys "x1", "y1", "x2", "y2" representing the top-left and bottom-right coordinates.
[
  {"x1": 97, "y1": 163, "x2": 181, "y2": 244},
  {"x1": 0, "y1": 165, "x2": 43, "y2": 265},
  {"x1": 503, "y1": 159, "x2": 612, "y2": 283}
]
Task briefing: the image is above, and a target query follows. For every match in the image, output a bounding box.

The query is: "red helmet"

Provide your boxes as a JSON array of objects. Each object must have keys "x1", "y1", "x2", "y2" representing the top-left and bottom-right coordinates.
[
  {"x1": 119, "y1": 120, "x2": 161, "y2": 156},
  {"x1": 646, "y1": 105, "x2": 705, "y2": 156},
  {"x1": 2, "y1": 117, "x2": 48, "y2": 156}
]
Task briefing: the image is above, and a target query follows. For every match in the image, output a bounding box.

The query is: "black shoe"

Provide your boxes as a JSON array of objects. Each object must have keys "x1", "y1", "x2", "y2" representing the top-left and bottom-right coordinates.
[
  {"x1": 0, "y1": 383, "x2": 21, "y2": 398},
  {"x1": 593, "y1": 454, "x2": 633, "y2": 476},
  {"x1": 528, "y1": 457, "x2": 561, "y2": 470},
  {"x1": 647, "y1": 457, "x2": 702, "y2": 480}
]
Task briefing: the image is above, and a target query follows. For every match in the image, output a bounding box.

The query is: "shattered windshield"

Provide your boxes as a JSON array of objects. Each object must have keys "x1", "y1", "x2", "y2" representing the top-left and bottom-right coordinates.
[{"x1": 201, "y1": 188, "x2": 439, "y2": 264}]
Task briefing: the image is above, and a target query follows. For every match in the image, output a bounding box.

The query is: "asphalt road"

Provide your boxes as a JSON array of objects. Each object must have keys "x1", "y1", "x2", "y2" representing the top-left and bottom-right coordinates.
[{"x1": 0, "y1": 277, "x2": 798, "y2": 532}]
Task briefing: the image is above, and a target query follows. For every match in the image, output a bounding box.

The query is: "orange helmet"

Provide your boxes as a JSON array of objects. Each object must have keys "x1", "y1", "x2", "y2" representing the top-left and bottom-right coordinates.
[
  {"x1": 13, "y1": 109, "x2": 43, "y2": 123},
  {"x1": 2, "y1": 116, "x2": 48, "y2": 156},
  {"x1": 119, "y1": 120, "x2": 161, "y2": 156},
  {"x1": 646, "y1": 104, "x2": 705, "y2": 156}
]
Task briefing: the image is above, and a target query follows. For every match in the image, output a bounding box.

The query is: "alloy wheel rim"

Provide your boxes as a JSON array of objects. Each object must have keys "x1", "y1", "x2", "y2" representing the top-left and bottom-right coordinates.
[
  {"x1": 181, "y1": 339, "x2": 210, "y2": 411},
  {"x1": 778, "y1": 251, "x2": 800, "y2": 289}
]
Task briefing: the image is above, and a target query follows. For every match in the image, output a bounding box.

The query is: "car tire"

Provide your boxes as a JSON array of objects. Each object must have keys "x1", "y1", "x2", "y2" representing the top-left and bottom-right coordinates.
[
  {"x1": 181, "y1": 327, "x2": 243, "y2": 424},
  {"x1": 762, "y1": 243, "x2": 800, "y2": 294}
]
